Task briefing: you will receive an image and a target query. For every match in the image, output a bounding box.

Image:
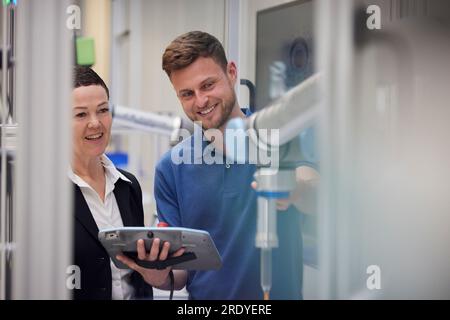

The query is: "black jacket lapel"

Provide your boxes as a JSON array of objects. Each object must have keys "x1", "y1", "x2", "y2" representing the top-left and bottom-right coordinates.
[
  {"x1": 74, "y1": 185, "x2": 99, "y2": 241},
  {"x1": 114, "y1": 179, "x2": 135, "y2": 227}
]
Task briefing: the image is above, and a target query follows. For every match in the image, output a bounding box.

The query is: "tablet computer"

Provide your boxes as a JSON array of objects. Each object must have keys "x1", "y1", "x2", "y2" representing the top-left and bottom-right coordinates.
[{"x1": 98, "y1": 227, "x2": 222, "y2": 270}]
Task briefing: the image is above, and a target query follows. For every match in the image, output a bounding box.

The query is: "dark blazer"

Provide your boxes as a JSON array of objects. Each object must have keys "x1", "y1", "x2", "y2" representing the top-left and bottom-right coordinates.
[{"x1": 72, "y1": 169, "x2": 153, "y2": 300}]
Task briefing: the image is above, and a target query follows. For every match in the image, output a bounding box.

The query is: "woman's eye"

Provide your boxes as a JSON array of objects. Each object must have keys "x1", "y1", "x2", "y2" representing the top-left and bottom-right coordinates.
[
  {"x1": 99, "y1": 108, "x2": 110, "y2": 113},
  {"x1": 75, "y1": 112, "x2": 86, "y2": 118}
]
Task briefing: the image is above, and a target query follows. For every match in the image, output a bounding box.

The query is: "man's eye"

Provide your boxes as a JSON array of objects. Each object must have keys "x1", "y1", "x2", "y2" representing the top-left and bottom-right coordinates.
[
  {"x1": 180, "y1": 92, "x2": 193, "y2": 99},
  {"x1": 203, "y1": 82, "x2": 213, "y2": 90}
]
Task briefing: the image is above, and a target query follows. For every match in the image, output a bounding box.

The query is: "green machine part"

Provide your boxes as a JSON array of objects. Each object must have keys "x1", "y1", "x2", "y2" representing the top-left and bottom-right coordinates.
[{"x1": 76, "y1": 37, "x2": 95, "y2": 67}]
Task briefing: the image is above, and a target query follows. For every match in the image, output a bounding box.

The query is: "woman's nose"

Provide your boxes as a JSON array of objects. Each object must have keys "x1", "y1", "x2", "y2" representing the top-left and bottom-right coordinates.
[{"x1": 88, "y1": 117, "x2": 100, "y2": 128}]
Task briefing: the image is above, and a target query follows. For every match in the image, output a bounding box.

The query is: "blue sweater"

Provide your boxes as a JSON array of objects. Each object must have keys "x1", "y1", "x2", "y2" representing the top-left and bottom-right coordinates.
[{"x1": 154, "y1": 131, "x2": 303, "y2": 300}]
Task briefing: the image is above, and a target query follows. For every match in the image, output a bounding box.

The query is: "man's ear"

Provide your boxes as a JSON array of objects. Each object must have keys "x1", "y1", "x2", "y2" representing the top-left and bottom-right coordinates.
[{"x1": 227, "y1": 61, "x2": 238, "y2": 85}]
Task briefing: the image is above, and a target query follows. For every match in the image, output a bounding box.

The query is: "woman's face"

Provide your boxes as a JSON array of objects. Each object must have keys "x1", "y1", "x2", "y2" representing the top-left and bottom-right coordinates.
[{"x1": 72, "y1": 85, "x2": 111, "y2": 162}]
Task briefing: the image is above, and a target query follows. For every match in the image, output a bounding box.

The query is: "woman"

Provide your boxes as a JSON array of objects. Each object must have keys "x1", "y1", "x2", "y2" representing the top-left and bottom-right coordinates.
[{"x1": 70, "y1": 66, "x2": 152, "y2": 299}]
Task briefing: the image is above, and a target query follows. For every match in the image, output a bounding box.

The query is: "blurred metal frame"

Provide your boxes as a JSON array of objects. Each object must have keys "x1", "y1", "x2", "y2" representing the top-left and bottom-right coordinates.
[
  {"x1": 0, "y1": 0, "x2": 17, "y2": 301},
  {"x1": 13, "y1": 0, "x2": 73, "y2": 299}
]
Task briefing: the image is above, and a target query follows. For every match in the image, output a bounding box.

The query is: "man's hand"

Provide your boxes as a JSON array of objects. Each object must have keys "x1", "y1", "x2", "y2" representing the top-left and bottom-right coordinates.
[
  {"x1": 116, "y1": 238, "x2": 185, "y2": 288},
  {"x1": 251, "y1": 181, "x2": 291, "y2": 211}
]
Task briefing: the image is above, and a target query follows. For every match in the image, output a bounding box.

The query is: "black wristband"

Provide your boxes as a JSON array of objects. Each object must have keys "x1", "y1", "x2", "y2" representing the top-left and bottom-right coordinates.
[{"x1": 168, "y1": 269, "x2": 174, "y2": 300}]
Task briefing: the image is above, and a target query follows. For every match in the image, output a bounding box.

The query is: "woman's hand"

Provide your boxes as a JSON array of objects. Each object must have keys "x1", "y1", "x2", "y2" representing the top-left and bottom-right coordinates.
[{"x1": 116, "y1": 238, "x2": 185, "y2": 288}]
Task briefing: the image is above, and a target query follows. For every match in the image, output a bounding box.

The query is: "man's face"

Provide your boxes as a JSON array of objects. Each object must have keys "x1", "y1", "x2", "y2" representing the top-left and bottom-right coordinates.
[
  {"x1": 72, "y1": 85, "x2": 112, "y2": 161},
  {"x1": 170, "y1": 57, "x2": 238, "y2": 131}
]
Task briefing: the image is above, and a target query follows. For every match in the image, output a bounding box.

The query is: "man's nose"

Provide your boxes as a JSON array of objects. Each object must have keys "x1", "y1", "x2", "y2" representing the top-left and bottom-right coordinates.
[{"x1": 195, "y1": 91, "x2": 209, "y2": 109}]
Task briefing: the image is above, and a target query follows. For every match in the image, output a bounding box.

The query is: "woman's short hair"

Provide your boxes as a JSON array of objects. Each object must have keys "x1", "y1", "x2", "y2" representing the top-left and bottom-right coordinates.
[{"x1": 73, "y1": 66, "x2": 109, "y2": 99}]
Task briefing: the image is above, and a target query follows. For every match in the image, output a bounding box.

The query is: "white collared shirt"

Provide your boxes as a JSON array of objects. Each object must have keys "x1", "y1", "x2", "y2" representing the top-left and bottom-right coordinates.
[{"x1": 69, "y1": 154, "x2": 135, "y2": 300}]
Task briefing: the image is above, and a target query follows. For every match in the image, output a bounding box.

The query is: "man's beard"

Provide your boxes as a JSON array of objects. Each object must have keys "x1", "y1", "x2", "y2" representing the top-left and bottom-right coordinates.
[{"x1": 202, "y1": 93, "x2": 236, "y2": 130}]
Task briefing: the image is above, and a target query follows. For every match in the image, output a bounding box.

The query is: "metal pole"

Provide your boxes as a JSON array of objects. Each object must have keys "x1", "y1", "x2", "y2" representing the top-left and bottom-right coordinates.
[
  {"x1": 13, "y1": 0, "x2": 72, "y2": 299},
  {"x1": 316, "y1": 0, "x2": 354, "y2": 300},
  {"x1": 0, "y1": 1, "x2": 9, "y2": 301},
  {"x1": 225, "y1": 0, "x2": 241, "y2": 99},
  {"x1": 127, "y1": 0, "x2": 143, "y2": 177}
]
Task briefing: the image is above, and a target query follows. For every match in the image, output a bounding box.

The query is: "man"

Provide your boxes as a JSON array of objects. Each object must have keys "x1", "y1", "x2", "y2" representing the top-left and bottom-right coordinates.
[{"x1": 120, "y1": 31, "x2": 306, "y2": 299}]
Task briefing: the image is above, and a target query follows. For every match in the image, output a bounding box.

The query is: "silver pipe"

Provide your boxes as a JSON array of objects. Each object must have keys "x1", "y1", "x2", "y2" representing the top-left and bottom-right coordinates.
[
  {"x1": 250, "y1": 73, "x2": 320, "y2": 147},
  {"x1": 14, "y1": 0, "x2": 72, "y2": 299},
  {"x1": 255, "y1": 197, "x2": 278, "y2": 249},
  {"x1": 0, "y1": 2, "x2": 9, "y2": 301},
  {"x1": 113, "y1": 104, "x2": 184, "y2": 133}
]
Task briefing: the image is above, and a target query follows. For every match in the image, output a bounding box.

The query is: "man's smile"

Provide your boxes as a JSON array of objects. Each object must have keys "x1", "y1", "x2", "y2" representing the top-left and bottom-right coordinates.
[{"x1": 198, "y1": 103, "x2": 218, "y2": 116}]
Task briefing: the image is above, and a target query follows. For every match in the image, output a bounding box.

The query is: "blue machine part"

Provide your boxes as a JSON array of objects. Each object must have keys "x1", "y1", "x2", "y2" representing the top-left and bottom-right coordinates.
[
  {"x1": 256, "y1": 191, "x2": 290, "y2": 199},
  {"x1": 106, "y1": 152, "x2": 128, "y2": 170}
]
